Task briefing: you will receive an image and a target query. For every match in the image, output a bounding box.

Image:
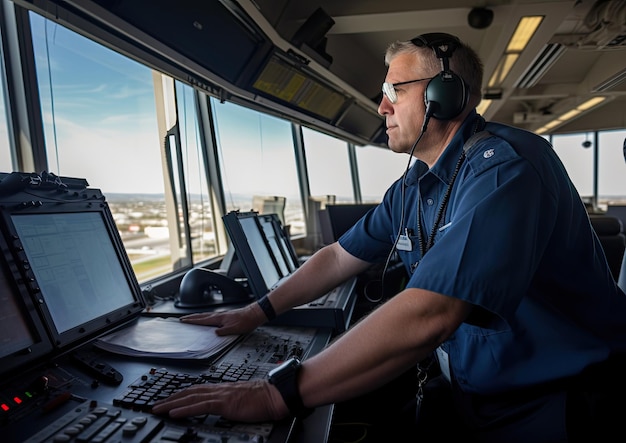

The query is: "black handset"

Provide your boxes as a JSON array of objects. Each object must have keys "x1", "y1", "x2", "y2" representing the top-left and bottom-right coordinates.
[{"x1": 175, "y1": 268, "x2": 252, "y2": 308}]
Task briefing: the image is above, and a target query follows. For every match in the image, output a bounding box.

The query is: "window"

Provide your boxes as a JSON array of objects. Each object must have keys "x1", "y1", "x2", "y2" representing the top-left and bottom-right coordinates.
[
  {"x1": 212, "y1": 99, "x2": 304, "y2": 233},
  {"x1": 598, "y1": 129, "x2": 626, "y2": 205},
  {"x1": 175, "y1": 82, "x2": 219, "y2": 264},
  {"x1": 29, "y1": 12, "x2": 216, "y2": 282},
  {"x1": 552, "y1": 133, "x2": 594, "y2": 198},
  {"x1": 355, "y1": 144, "x2": 412, "y2": 202},
  {"x1": 0, "y1": 29, "x2": 12, "y2": 170},
  {"x1": 302, "y1": 127, "x2": 353, "y2": 203}
]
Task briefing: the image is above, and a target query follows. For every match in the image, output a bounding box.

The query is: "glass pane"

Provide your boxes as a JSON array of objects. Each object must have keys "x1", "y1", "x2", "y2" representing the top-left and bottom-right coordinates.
[
  {"x1": 175, "y1": 82, "x2": 219, "y2": 263},
  {"x1": 302, "y1": 127, "x2": 353, "y2": 203},
  {"x1": 598, "y1": 129, "x2": 626, "y2": 206},
  {"x1": 0, "y1": 31, "x2": 12, "y2": 171},
  {"x1": 212, "y1": 99, "x2": 303, "y2": 234},
  {"x1": 29, "y1": 12, "x2": 185, "y2": 283},
  {"x1": 552, "y1": 133, "x2": 594, "y2": 198},
  {"x1": 355, "y1": 145, "x2": 412, "y2": 203}
]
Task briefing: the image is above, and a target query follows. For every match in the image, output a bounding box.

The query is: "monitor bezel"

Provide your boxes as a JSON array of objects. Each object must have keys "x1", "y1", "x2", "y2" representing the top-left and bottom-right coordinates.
[
  {"x1": 258, "y1": 213, "x2": 299, "y2": 274},
  {"x1": 0, "y1": 200, "x2": 145, "y2": 350},
  {"x1": 222, "y1": 211, "x2": 283, "y2": 298},
  {"x1": 0, "y1": 231, "x2": 53, "y2": 378}
]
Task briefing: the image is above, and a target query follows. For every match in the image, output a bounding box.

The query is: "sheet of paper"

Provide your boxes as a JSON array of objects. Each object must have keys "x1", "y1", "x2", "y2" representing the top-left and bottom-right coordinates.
[{"x1": 94, "y1": 317, "x2": 240, "y2": 359}]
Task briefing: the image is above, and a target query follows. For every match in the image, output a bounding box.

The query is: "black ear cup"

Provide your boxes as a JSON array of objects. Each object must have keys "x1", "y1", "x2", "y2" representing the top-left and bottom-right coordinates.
[
  {"x1": 425, "y1": 72, "x2": 468, "y2": 120},
  {"x1": 412, "y1": 32, "x2": 469, "y2": 120}
]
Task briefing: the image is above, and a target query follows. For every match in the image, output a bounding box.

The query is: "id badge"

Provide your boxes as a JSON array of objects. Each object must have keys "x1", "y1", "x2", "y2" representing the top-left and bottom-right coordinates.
[{"x1": 397, "y1": 234, "x2": 413, "y2": 251}]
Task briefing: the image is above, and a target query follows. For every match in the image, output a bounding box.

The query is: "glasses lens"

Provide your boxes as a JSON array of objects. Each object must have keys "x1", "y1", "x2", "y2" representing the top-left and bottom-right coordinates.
[{"x1": 382, "y1": 82, "x2": 397, "y2": 104}]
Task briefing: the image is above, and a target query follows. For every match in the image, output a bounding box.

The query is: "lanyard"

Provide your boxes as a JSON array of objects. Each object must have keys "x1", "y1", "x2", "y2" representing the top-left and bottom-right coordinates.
[
  {"x1": 416, "y1": 152, "x2": 465, "y2": 257},
  {"x1": 416, "y1": 116, "x2": 486, "y2": 260}
]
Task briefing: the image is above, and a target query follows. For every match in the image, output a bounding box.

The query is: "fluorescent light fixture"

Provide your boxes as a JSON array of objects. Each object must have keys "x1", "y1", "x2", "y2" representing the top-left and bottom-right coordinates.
[
  {"x1": 476, "y1": 99, "x2": 492, "y2": 115},
  {"x1": 578, "y1": 96, "x2": 606, "y2": 110},
  {"x1": 488, "y1": 54, "x2": 519, "y2": 87},
  {"x1": 508, "y1": 16, "x2": 543, "y2": 52},
  {"x1": 535, "y1": 97, "x2": 607, "y2": 134},
  {"x1": 487, "y1": 16, "x2": 544, "y2": 88}
]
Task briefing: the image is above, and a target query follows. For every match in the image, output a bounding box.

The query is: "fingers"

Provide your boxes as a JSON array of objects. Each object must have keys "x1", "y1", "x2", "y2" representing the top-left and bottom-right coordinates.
[
  {"x1": 152, "y1": 381, "x2": 266, "y2": 421},
  {"x1": 152, "y1": 392, "x2": 217, "y2": 419},
  {"x1": 180, "y1": 312, "x2": 221, "y2": 326},
  {"x1": 151, "y1": 381, "x2": 287, "y2": 423}
]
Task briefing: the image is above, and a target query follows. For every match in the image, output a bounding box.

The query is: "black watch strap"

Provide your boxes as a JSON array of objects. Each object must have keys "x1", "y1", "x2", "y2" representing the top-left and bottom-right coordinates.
[
  {"x1": 268, "y1": 357, "x2": 314, "y2": 419},
  {"x1": 257, "y1": 295, "x2": 276, "y2": 321}
]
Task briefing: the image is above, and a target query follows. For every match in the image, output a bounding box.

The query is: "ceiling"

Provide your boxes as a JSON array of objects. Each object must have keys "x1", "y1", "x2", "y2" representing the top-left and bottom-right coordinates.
[{"x1": 245, "y1": 0, "x2": 626, "y2": 135}]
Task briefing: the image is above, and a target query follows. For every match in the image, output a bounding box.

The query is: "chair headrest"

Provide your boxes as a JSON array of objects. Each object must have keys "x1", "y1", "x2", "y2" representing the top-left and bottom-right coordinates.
[{"x1": 590, "y1": 215, "x2": 624, "y2": 236}]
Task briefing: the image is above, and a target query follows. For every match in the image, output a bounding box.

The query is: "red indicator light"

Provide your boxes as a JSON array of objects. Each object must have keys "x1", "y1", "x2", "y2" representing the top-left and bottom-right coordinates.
[
  {"x1": 13, "y1": 397, "x2": 22, "y2": 404},
  {"x1": 1, "y1": 404, "x2": 9, "y2": 412}
]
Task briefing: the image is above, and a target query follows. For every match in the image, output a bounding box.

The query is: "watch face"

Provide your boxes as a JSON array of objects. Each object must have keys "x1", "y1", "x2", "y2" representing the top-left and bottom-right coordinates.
[{"x1": 269, "y1": 357, "x2": 301, "y2": 380}]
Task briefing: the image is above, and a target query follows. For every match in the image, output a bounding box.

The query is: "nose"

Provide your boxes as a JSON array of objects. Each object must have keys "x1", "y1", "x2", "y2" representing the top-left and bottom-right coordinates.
[{"x1": 378, "y1": 95, "x2": 392, "y2": 116}]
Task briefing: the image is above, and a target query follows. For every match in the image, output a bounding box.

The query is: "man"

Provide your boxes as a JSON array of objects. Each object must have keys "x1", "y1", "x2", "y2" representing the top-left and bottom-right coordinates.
[{"x1": 153, "y1": 33, "x2": 626, "y2": 442}]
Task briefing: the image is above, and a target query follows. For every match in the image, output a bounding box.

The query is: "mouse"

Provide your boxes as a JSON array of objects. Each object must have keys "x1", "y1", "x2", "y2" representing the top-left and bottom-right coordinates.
[{"x1": 175, "y1": 268, "x2": 250, "y2": 308}]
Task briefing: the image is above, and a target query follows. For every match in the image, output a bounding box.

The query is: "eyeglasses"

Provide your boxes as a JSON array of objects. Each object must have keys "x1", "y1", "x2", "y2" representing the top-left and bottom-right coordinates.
[{"x1": 381, "y1": 77, "x2": 431, "y2": 104}]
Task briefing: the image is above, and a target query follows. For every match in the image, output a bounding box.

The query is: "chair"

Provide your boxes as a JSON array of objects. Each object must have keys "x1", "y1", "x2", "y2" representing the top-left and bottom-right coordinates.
[
  {"x1": 589, "y1": 214, "x2": 626, "y2": 281},
  {"x1": 619, "y1": 253, "x2": 626, "y2": 293}
]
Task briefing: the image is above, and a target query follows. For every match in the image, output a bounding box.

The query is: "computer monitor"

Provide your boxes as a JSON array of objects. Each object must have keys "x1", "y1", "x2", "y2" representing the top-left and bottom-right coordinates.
[
  {"x1": 223, "y1": 211, "x2": 286, "y2": 298},
  {"x1": 257, "y1": 213, "x2": 299, "y2": 274},
  {"x1": 0, "y1": 232, "x2": 52, "y2": 378},
  {"x1": 318, "y1": 203, "x2": 378, "y2": 245},
  {"x1": 0, "y1": 195, "x2": 145, "y2": 350}
]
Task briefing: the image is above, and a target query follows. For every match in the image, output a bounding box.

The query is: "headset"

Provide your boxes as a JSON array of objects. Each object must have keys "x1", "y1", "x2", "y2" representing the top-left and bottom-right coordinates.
[{"x1": 411, "y1": 33, "x2": 469, "y2": 120}]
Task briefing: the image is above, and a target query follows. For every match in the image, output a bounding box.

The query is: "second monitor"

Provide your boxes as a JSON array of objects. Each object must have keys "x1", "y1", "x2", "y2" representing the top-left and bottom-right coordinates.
[{"x1": 222, "y1": 211, "x2": 357, "y2": 332}]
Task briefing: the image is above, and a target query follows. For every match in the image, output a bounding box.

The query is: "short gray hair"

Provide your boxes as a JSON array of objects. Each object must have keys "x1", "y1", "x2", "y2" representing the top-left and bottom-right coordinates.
[{"x1": 384, "y1": 37, "x2": 484, "y2": 105}]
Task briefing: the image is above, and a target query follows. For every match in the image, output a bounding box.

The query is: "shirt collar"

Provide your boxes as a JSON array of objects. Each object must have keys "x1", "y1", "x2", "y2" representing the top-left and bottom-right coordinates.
[{"x1": 404, "y1": 111, "x2": 479, "y2": 186}]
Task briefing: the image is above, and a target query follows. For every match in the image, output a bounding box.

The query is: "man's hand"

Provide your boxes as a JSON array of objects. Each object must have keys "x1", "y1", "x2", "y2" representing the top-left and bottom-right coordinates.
[
  {"x1": 179, "y1": 302, "x2": 266, "y2": 336},
  {"x1": 151, "y1": 380, "x2": 288, "y2": 422}
]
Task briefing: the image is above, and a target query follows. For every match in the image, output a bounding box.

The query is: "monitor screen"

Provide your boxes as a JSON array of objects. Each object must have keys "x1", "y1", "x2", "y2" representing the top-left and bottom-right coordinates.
[
  {"x1": 2, "y1": 203, "x2": 144, "y2": 348},
  {"x1": 0, "y1": 269, "x2": 35, "y2": 359},
  {"x1": 251, "y1": 51, "x2": 349, "y2": 122},
  {"x1": 223, "y1": 211, "x2": 283, "y2": 298},
  {"x1": 319, "y1": 203, "x2": 378, "y2": 245}
]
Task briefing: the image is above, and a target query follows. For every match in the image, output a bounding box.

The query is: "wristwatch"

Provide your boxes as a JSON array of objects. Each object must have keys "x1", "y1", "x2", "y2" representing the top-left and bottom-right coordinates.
[{"x1": 267, "y1": 357, "x2": 314, "y2": 419}]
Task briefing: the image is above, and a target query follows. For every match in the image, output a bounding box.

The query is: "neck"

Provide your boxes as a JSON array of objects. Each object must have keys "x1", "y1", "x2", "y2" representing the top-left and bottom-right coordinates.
[{"x1": 414, "y1": 121, "x2": 459, "y2": 168}]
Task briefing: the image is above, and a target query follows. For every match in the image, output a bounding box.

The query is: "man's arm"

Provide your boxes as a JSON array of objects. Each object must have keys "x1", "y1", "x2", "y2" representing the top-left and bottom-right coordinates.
[
  {"x1": 152, "y1": 286, "x2": 473, "y2": 421},
  {"x1": 265, "y1": 242, "x2": 373, "y2": 316},
  {"x1": 179, "y1": 242, "x2": 371, "y2": 334},
  {"x1": 298, "y1": 287, "x2": 472, "y2": 407}
]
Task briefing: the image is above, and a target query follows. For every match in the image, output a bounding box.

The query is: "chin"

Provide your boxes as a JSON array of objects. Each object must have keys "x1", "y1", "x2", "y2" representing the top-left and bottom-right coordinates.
[{"x1": 387, "y1": 142, "x2": 410, "y2": 154}]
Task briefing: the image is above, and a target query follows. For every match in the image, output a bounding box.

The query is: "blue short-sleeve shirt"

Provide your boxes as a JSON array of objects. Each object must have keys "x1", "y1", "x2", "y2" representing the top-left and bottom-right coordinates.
[{"x1": 340, "y1": 111, "x2": 626, "y2": 395}]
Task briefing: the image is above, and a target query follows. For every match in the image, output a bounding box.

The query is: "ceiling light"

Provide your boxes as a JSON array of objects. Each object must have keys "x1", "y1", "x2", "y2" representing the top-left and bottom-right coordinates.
[
  {"x1": 507, "y1": 16, "x2": 543, "y2": 51},
  {"x1": 476, "y1": 99, "x2": 492, "y2": 115},
  {"x1": 535, "y1": 97, "x2": 607, "y2": 134},
  {"x1": 487, "y1": 16, "x2": 544, "y2": 88},
  {"x1": 577, "y1": 96, "x2": 606, "y2": 110},
  {"x1": 488, "y1": 54, "x2": 519, "y2": 87}
]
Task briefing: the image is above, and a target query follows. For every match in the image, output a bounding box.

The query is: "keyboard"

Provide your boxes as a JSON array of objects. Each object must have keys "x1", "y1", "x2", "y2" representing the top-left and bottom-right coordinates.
[
  {"x1": 21, "y1": 325, "x2": 318, "y2": 443},
  {"x1": 112, "y1": 362, "x2": 274, "y2": 412},
  {"x1": 23, "y1": 401, "x2": 268, "y2": 442},
  {"x1": 307, "y1": 285, "x2": 340, "y2": 307},
  {"x1": 114, "y1": 324, "x2": 312, "y2": 412}
]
